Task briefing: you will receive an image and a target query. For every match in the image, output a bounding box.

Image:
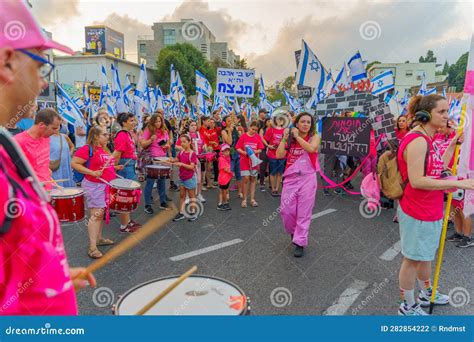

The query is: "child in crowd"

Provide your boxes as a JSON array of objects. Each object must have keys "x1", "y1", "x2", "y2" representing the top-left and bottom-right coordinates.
[{"x1": 217, "y1": 144, "x2": 233, "y2": 211}]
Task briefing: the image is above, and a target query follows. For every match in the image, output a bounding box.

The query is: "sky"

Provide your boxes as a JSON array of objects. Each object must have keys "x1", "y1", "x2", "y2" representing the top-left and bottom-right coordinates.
[{"x1": 31, "y1": 0, "x2": 474, "y2": 84}]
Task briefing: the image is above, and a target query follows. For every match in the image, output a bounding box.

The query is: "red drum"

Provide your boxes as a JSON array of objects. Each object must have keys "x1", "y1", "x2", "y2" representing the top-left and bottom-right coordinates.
[
  {"x1": 108, "y1": 179, "x2": 141, "y2": 212},
  {"x1": 146, "y1": 165, "x2": 171, "y2": 179},
  {"x1": 50, "y1": 187, "x2": 85, "y2": 223}
]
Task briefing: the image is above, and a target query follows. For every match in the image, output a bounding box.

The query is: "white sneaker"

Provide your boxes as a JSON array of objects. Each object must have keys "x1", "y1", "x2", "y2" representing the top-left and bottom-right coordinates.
[
  {"x1": 185, "y1": 196, "x2": 190, "y2": 205},
  {"x1": 398, "y1": 302, "x2": 428, "y2": 316},
  {"x1": 418, "y1": 291, "x2": 449, "y2": 307},
  {"x1": 197, "y1": 194, "x2": 206, "y2": 203}
]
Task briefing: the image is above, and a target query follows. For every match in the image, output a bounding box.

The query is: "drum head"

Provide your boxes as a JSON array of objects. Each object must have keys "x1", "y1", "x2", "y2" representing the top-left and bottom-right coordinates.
[
  {"x1": 114, "y1": 275, "x2": 247, "y2": 316},
  {"x1": 110, "y1": 178, "x2": 140, "y2": 189},
  {"x1": 50, "y1": 187, "x2": 83, "y2": 198},
  {"x1": 146, "y1": 165, "x2": 170, "y2": 170}
]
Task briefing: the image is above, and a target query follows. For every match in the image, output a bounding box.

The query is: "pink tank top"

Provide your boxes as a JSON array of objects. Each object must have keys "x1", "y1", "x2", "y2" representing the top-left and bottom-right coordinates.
[{"x1": 397, "y1": 132, "x2": 445, "y2": 221}]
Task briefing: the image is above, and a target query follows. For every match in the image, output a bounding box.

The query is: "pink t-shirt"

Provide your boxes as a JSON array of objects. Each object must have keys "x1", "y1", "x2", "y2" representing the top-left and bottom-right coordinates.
[
  {"x1": 177, "y1": 150, "x2": 198, "y2": 181},
  {"x1": 177, "y1": 132, "x2": 204, "y2": 155},
  {"x1": 285, "y1": 135, "x2": 317, "y2": 170},
  {"x1": 14, "y1": 131, "x2": 51, "y2": 190},
  {"x1": 264, "y1": 127, "x2": 285, "y2": 159},
  {"x1": 0, "y1": 148, "x2": 77, "y2": 315},
  {"x1": 398, "y1": 132, "x2": 445, "y2": 221},
  {"x1": 75, "y1": 145, "x2": 116, "y2": 183},
  {"x1": 235, "y1": 133, "x2": 264, "y2": 171},
  {"x1": 218, "y1": 154, "x2": 233, "y2": 185},
  {"x1": 114, "y1": 130, "x2": 137, "y2": 160},
  {"x1": 140, "y1": 128, "x2": 169, "y2": 158}
]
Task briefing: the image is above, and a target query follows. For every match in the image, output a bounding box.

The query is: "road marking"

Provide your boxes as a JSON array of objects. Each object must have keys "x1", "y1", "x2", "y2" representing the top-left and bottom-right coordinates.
[
  {"x1": 379, "y1": 240, "x2": 402, "y2": 261},
  {"x1": 170, "y1": 238, "x2": 244, "y2": 261},
  {"x1": 311, "y1": 208, "x2": 337, "y2": 220},
  {"x1": 323, "y1": 279, "x2": 369, "y2": 315}
]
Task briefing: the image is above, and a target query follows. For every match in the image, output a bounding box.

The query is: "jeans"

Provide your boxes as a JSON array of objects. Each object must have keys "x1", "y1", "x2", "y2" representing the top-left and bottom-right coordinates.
[
  {"x1": 144, "y1": 177, "x2": 167, "y2": 206},
  {"x1": 230, "y1": 151, "x2": 242, "y2": 181},
  {"x1": 118, "y1": 158, "x2": 136, "y2": 180}
]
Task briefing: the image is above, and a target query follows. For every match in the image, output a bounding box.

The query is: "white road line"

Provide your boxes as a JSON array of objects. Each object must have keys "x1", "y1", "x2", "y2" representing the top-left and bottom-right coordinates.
[
  {"x1": 311, "y1": 208, "x2": 337, "y2": 220},
  {"x1": 170, "y1": 238, "x2": 244, "y2": 261},
  {"x1": 324, "y1": 279, "x2": 369, "y2": 316},
  {"x1": 379, "y1": 240, "x2": 402, "y2": 261}
]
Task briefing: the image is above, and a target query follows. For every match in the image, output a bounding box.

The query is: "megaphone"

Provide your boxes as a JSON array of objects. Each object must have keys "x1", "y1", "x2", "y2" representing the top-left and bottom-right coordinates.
[{"x1": 246, "y1": 146, "x2": 263, "y2": 168}]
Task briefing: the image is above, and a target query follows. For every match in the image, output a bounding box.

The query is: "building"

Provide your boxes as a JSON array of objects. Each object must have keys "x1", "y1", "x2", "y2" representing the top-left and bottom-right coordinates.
[
  {"x1": 54, "y1": 54, "x2": 155, "y2": 98},
  {"x1": 137, "y1": 19, "x2": 240, "y2": 69},
  {"x1": 37, "y1": 30, "x2": 56, "y2": 107}
]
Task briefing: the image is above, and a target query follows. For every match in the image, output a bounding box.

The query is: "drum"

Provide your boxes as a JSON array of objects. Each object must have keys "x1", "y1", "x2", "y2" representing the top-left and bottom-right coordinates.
[
  {"x1": 146, "y1": 165, "x2": 171, "y2": 179},
  {"x1": 113, "y1": 275, "x2": 250, "y2": 316},
  {"x1": 108, "y1": 178, "x2": 141, "y2": 212},
  {"x1": 50, "y1": 187, "x2": 85, "y2": 223}
]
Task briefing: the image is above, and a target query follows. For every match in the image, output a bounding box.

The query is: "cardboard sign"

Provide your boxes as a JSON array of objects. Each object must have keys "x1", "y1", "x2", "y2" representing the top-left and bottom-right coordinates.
[{"x1": 216, "y1": 68, "x2": 254, "y2": 98}]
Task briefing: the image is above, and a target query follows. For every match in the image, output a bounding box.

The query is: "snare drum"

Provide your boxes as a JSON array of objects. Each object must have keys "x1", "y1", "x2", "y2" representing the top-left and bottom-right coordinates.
[
  {"x1": 108, "y1": 178, "x2": 141, "y2": 212},
  {"x1": 113, "y1": 275, "x2": 250, "y2": 316},
  {"x1": 146, "y1": 165, "x2": 171, "y2": 179},
  {"x1": 50, "y1": 187, "x2": 85, "y2": 223}
]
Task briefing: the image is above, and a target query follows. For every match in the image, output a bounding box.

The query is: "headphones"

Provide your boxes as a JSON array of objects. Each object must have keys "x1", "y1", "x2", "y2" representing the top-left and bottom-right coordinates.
[{"x1": 414, "y1": 110, "x2": 431, "y2": 123}]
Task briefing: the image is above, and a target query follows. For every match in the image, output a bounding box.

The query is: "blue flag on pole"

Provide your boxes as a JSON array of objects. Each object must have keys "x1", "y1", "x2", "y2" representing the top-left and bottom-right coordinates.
[
  {"x1": 348, "y1": 51, "x2": 367, "y2": 82},
  {"x1": 370, "y1": 70, "x2": 395, "y2": 96},
  {"x1": 296, "y1": 40, "x2": 327, "y2": 89}
]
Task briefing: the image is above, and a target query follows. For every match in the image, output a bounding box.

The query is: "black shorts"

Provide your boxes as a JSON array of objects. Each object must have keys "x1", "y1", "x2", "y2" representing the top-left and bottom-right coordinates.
[{"x1": 219, "y1": 182, "x2": 231, "y2": 190}]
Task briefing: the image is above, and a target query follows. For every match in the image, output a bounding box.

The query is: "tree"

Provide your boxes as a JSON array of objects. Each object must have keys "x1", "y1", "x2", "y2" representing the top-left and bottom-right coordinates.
[
  {"x1": 281, "y1": 76, "x2": 295, "y2": 91},
  {"x1": 442, "y1": 60, "x2": 449, "y2": 75},
  {"x1": 419, "y1": 50, "x2": 437, "y2": 63},
  {"x1": 366, "y1": 60, "x2": 380, "y2": 72},
  {"x1": 447, "y1": 52, "x2": 468, "y2": 92},
  {"x1": 234, "y1": 58, "x2": 248, "y2": 69}
]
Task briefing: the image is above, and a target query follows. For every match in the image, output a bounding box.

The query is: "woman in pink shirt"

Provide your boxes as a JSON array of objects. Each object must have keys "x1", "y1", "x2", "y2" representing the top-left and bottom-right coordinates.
[
  {"x1": 396, "y1": 94, "x2": 474, "y2": 316},
  {"x1": 264, "y1": 115, "x2": 287, "y2": 196},
  {"x1": 235, "y1": 121, "x2": 264, "y2": 208},
  {"x1": 139, "y1": 113, "x2": 171, "y2": 214},
  {"x1": 72, "y1": 126, "x2": 124, "y2": 259}
]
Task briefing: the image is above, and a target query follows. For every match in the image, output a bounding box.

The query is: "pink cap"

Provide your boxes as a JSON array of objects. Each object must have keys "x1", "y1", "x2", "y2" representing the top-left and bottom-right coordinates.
[
  {"x1": 221, "y1": 144, "x2": 231, "y2": 151},
  {"x1": 0, "y1": 0, "x2": 74, "y2": 54}
]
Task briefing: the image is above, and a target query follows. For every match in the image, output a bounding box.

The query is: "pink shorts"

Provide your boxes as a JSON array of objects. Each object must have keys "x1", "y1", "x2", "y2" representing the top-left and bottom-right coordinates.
[{"x1": 82, "y1": 178, "x2": 107, "y2": 208}]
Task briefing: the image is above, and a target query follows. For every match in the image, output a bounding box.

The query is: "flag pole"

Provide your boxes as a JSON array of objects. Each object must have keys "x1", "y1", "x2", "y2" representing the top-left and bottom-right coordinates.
[{"x1": 429, "y1": 101, "x2": 467, "y2": 314}]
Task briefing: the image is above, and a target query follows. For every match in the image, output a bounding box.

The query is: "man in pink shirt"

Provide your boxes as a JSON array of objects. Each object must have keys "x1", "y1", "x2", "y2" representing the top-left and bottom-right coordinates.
[{"x1": 15, "y1": 108, "x2": 61, "y2": 190}]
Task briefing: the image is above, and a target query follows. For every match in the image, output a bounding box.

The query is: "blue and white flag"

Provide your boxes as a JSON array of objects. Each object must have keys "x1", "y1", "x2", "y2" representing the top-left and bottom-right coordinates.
[
  {"x1": 425, "y1": 87, "x2": 437, "y2": 95},
  {"x1": 134, "y1": 63, "x2": 150, "y2": 122},
  {"x1": 399, "y1": 89, "x2": 410, "y2": 107},
  {"x1": 332, "y1": 64, "x2": 350, "y2": 92},
  {"x1": 283, "y1": 89, "x2": 300, "y2": 112},
  {"x1": 259, "y1": 74, "x2": 266, "y2": 103},
  {"x1": 233, "y1": 96, "x2": 241, "y2": 114},
  {"x1": 296, "y1": 40, "x2": 327, "y2": 90},
  {"x1": 197, "y1": 92, "x2": 208, "y2": 116},
  {"x1": 56, "y1": 82, "x2": 85, "y2": 127},
  {"x1": 196, "y1": 70, "x2": 212, "y2": 98},
  {"x1": 99, "y1": 65, "x2": 116, "y2": 116},
  {"x1": 111, "y1": 64, "x2": 129, "y2": 113},
  {"x1": 348, "y1": 51, "x2": 367, "y2": 82},
  {"x1": 170, "y1": 64, "x2": 187, "y2": 108},
  {"x1": 123, "y1": 74, "x2": 132, "y2": 105},
  {"x1": 417, "y1": 72, "x2": 427, "y2": 95},
  {"x1": 370, "y1": 70, "x2": 395, "y2": 96},
  {"x1": 442, "y1": 86, "x2": 447, "y2": 98},
  {"x1": 82, "y1": 82, "x2": 90, "y2": 108}
]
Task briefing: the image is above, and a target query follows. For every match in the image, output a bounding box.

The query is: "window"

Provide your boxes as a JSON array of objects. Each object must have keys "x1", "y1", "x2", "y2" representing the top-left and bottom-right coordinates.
[
  {"x1": 405, "y1": 70, "x2": 413, "y2": 77},
  {"x1": 222, "y1": 52, "x2": 227, "y2": 60},
  {"x1": 164, "y1": 29, "x2": 176, "y2": 46},
  {"x1": 201, "y1": 44, "x2": 207, "y2": 53},
  {"x1": 139, "y1": 43, "x2": 146, "y2": 54}
]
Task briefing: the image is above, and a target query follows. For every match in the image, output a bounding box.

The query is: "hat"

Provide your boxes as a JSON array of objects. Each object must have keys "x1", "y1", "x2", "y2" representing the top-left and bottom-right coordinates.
[
  {"x1": 0, "y1": 0, "x2": 74, "y2": 54},
  {"x1": 220, "y1": 143, "x2": 231, "y2": 151}
]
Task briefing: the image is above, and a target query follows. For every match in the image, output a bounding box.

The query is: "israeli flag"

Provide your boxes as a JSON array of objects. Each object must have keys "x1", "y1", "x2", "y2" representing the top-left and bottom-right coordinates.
[
  {"x1": 283, "y1": 89, "x2": 300, "y2": 112},
  {"x1": 196, "y1": 91, "x2": 208, "y2": 116},
  {"x1": 82, "y1": 82, "x2": 90, "y2": 108},
  {"x1": 332, "y1": 64, "x2": 350, "y2": 92},
  {"x1": 56, "y1": 82, "x2": 85, "y2": 127},
  {"x1": 134, "y1": 63, "x2": 151, "y2": 123},
  {"x1": 442, "y1": 86, "x2": 447, "y2": 98},
  {"x1": 296, "y1": 40, "x2": 327, "y2": 89},
  {"x1": 425, "y1": 87, "x2": 437, "y2": 95},
  {"x1": 348, "y1": 51, "x2": 367, "y2": 82},
  {"x1": 370, "y1": 70, "x2": 394, "y2": 96},
  {"x1": 418, "y1": 72, "x2": 427, "y2": 95},
  {"x1": 123, "y1": 74, "x2": 132, "y2": 105},
  {"x1": 233, "y1": 96, "x2": 241, "y2": 114},
  {"x1": 196, "y1": 70, "x2": 212, "y2": 98},
  {"x1": 259, "y1": 74, "x2": 266, "y2": 102},
  {"x1": 111, "y1": 64, "x2": 129, "y2": 113},
  {"x1": 399, "y1": 89, "x2": 410, "y2": 107}
]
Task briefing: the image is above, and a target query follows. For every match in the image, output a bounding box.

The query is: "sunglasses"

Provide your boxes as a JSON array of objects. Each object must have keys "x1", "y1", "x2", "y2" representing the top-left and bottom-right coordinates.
[{"x1": 17, "y1": 49, "x2": 55, "y2": 79}]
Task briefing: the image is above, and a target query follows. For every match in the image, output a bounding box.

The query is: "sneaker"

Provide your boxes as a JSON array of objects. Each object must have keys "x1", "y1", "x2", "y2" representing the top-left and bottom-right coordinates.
[
  {"x1": 457, "y1": 236, "x2": 474, "y2": 248},
  {"x1": 197, "y1": 194, "x2": 206, "y2": 203},
  {"x1": 447, "y1": 232, "x2": 463, "y2": 242},
  {"x1": 294, "y1": 245, "x2": 304, "y2": 258},
  {"x1": 217, "y1": 204, "x2": 225, "y2": 211},
  {"x1": 398, "y1": 302, "x2": 428, "y2": 316},
  {"x1": 260, "y1": 185, "x2": 266, "y2": 192},
  {"x1": 323, "y1": 189, "x2": 330, "y2": 196},
  {"x1": 173, "y1": 213, "x2": 185, "y2": 222},
  {"x1": 213, "y1": 181, "x2": 218, "y2": 187},
  {"x1": 120, "y1": 223, "x2": 139, "y2": 234},
  {"x1": 185, "y1": 197, "x2": 190, "y2": 205},
  {"x1": 188, "y1": 215, "x2": 198, "y2": 222},
  {"x1": 128, "y1": 220, "x2": 141, "y2": 229},
  {"x1": 144, "y1": 205, "x2": 154, "y2": 215},
  {"x1": 223, "y1": 203, "x2": 231, "y2": 211},
  {"x1": 160, "y1": 202, "x2": 169, "y2": 209},
  {"x1": 169, "y1": 184, "x2": 179, "y2": 192},
  {"x1": 418, "y1": 290, "x2": 449, "y2": 307}
]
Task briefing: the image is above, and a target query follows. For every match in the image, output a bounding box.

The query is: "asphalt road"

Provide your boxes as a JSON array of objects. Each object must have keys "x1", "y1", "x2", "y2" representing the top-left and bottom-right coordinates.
[{"x1": 62, "y1": 176, "x2": 474, "y2": 316}]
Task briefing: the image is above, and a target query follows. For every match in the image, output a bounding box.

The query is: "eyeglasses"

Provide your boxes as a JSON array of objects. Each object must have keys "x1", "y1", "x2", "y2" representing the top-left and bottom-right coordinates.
[{"x1": 17, "y1": 49, "x2": 55, "y2": 79}]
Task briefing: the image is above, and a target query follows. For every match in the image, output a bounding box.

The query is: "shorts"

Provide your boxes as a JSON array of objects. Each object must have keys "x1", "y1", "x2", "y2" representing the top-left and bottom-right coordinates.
[
  {"x1": 219, "y1": 182, "x2": 231, "y2": 190},
  {"x1": 268, "y1": 158, "x2": 286, "y2": 175},
  {"x1": 398, "y1": 206, "x2": 443, "y2": 261},
  {"x1": 118, "y1": 158, "x2": 137, "y2": 181},
  {"x1": 178, "y1": 175, "x2": 197, "y2": 190},
  {"x1": 231, "y1": 152, "x2": 242, "y2": 181},
  {"x1": 82, "y1": 178, "x2": 106, "y2": 208},
  {"x1": 241, "y1": 169, "x2": 258, "y2": 177}
]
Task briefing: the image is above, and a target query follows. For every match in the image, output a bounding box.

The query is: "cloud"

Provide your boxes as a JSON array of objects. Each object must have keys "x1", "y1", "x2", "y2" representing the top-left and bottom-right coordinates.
[{"x1": 30, "y1": 0, "x2": 81, "y2": 26}]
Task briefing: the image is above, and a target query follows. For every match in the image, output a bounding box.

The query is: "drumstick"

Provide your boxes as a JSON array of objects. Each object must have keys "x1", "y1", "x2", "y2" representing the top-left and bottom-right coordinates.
[
  {"x1": 74, "y1": 204, "x2": 177, "y2": 280},
  {"x1": 136, "y1": 265, "x2": 198, "y2": 316},
  {"x1": 50, "y1": 178, "x2": 63, "y2": 189},
  {"x1": 42, "y1": 178, "x2": 69, "y2": 183}
]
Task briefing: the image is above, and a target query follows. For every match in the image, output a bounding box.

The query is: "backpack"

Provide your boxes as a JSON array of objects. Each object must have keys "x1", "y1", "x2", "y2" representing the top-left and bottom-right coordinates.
[
  {"x1": 377, "y1": 132, "x2": 429, "y2": 200},
  {"x1": 73, "y1": 145, "x2": 93, "y2": 183}
]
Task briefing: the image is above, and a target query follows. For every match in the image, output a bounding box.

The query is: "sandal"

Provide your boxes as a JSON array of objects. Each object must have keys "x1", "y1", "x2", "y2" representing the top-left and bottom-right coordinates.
[
  {"x1": 88, "y1": 248, "x2": 103, "y2": 259},
  {"x1": 250, "y1": 200, "x2": 258, "y2": 207},
  {"x1": 238, "y1": 192, "x2": 243, "y2": 199},
  {"x1": 97, "y1": 238, "x2": 114, "y2": 246},
  {"x1": 241, "y1": 200, "x2": 247, "y2": 208}
]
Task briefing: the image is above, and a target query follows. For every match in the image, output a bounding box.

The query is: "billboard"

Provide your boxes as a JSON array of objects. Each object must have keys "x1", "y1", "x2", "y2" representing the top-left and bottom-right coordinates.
[{"x1": 85, "y1": 26, "x2": 124, "y2": 59}]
